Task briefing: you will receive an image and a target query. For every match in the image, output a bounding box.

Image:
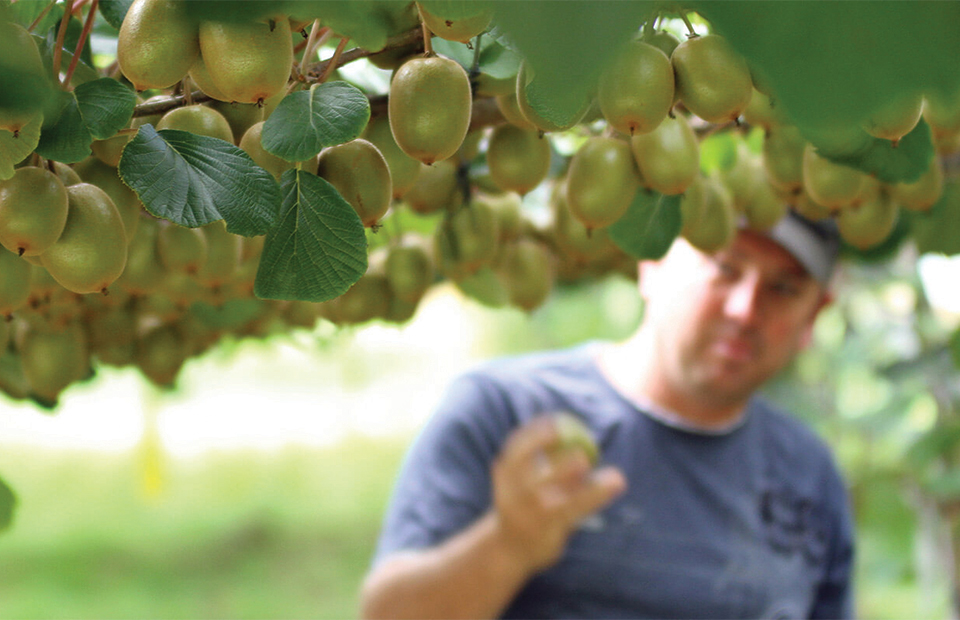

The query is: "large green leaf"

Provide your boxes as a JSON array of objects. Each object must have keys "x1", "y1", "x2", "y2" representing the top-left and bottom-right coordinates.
[
  {"x1": 34, "y1": 93, "x2": 88, "y2": 162},
  {"x1": 98, "y1": 0, "x2": 134, "y2": 30},
  {"x1": 0, "y1": 474, "x2": 14, "y2": 533},
  {"x1": 261, "y1": 81, "x2": 370, "y2": 162},
  {"x1": 491, "y1": 1, "x2": 654, "y2": 119},
  {"x1": 0, "y1": 28, "x2": 58, "y2": 114},
  {"x1": 808, "y1": 119, "x2": 933, "y2": 185},
  {"x1": 118, "y1": 125, "x2": 280, "y2": 236},
  {"x1": 608, "y1": 190, "x2": 682, "y2": 260},
  {"x1": 694, "y1": 2, "x2": 960, "y2": 130},
  {"x1": 34, "y1": 79, "x2": 136, "y2": 163},
  {"x1": 0, "y1": 113, "x2": 42, "y2": 180},
  {"x1": 75, "y1": 78, "x2": 136, "y2": 139},
  {"x1": 254, "y1": 169, "x2": 367, "y2": 302},
  {"x1": 419, "y1": 0, "x2": 492, "y2": 21},
  {"x1": 9, "y1": 0, "x2": 64, "y2": 33}
]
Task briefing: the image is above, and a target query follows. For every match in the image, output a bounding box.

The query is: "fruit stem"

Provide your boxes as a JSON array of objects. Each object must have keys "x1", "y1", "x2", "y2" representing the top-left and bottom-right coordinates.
[
  {"x1": 27, "y1": 0, "x2": 58, "y2": 32},
  {"x1": 680, "y1": 12, "x2": 698, "y2": 38},
  {"x1": 421, "y1": 21, "x2": 434, "y2": 56},
  {"x1": 52, "y1": 1, "x2": 74, "y2": 86},
  {"x1": 642, "y1": 13, "x2": 656, "y2": 40},
  {"x1": 301, "y1": 22, "x2": 331, "y2": 72},
  {"x1": 63, "y1": 0, "x2": 98, "y2": 89},
  {"x1": 318, "y1": 36, "x2": 350, "y2": 84}
]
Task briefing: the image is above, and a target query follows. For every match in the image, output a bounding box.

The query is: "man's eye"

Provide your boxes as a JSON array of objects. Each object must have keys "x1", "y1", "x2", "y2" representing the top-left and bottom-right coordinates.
[
  {"x1": 715, "y1": 259, "x2": 738, "y2": 277},
  {"x1": 770, "y1": 281, "x2": 800, "y2": 297}
]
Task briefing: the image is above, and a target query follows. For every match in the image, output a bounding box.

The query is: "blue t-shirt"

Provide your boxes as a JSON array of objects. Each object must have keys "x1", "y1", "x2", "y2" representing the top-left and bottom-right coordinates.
[{"x1": 372, "y1": 345, "x2": 855, "y2": 619}]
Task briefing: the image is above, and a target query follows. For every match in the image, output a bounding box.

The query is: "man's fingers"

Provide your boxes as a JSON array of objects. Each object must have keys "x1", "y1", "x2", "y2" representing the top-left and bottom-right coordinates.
[
  {"x1": 566, "y1": 466, "x2": 628, "y2": 521},
  {"x1": 498, "y1": 416, "x2": 559, "y2": 471}
]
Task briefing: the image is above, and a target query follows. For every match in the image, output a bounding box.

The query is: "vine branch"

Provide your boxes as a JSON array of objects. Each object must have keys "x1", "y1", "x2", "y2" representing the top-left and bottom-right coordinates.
[
  {"x1": 27, "y1": 0, "x2": 58, "y2": 32},
  {"x1": 52, "y1": 1, "x2": 73, "y2": 86},
  {"x1": 63, "y1": 0, "x2": 98, "y2": 88},
  {"x1": 303, "y1": 26, "x2": 423, "y2": 81}
]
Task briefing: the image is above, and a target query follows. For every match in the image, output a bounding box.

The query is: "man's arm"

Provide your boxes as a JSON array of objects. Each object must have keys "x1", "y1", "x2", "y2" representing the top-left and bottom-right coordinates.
[{"x1": 359, "y1": 417, "x2": 627, "y2": 620}]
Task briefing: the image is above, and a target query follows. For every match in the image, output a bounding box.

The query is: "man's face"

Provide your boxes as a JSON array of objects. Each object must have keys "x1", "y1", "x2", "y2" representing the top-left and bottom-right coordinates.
[{"x1": 641, "y1": 231, "x2": 829, "y2": 409}]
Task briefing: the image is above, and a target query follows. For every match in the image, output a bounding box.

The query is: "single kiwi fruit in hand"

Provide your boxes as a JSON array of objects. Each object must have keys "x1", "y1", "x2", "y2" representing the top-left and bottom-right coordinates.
[{"x1": 550, "y1": 411, "x2": 600, "y2": 466}]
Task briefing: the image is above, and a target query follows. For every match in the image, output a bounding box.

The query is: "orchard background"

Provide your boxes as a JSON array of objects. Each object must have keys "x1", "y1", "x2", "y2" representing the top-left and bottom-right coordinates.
[{"x1": 3, "y1": 0, "x2": 960, "y2": 617}]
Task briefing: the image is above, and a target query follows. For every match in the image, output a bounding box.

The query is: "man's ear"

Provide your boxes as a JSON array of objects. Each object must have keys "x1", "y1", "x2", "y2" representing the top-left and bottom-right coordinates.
[{"x1": 799, "y1": 290, "x2": 833, "y2": 349}]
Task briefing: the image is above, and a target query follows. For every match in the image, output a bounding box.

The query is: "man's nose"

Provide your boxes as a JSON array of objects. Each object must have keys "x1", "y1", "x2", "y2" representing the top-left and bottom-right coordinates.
[{"x1": 724, "y1": 275, "x2": 762, "y2": 324}]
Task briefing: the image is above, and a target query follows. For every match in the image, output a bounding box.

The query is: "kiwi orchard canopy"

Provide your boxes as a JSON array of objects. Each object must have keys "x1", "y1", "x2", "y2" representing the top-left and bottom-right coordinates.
[{"x1": 0, "y1": 0, "x2": 958, "y2": 415}]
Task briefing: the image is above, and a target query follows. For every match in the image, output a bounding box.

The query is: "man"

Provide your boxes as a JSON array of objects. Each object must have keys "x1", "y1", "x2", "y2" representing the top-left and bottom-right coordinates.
[{"x1": 360, "y1": 210, "x2": 855, "y2": 619}]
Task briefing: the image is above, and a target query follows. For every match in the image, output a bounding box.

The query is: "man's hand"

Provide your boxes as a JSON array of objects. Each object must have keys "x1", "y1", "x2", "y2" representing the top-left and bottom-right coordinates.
[{"x1": 491, "y1": 415, "x2": 628, "y2": 576}]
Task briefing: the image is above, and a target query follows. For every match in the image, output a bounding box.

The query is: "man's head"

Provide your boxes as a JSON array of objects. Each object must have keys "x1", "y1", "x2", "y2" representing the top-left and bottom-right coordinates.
[{"x1": 637, "y1": 210, "x2": 838, "y2": 418}]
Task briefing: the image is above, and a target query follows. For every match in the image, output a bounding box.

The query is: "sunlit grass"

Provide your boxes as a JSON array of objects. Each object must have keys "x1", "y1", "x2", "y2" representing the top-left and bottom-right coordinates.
[{"x1": 0, "y1": 438, "x2": 409, "y2": 619}]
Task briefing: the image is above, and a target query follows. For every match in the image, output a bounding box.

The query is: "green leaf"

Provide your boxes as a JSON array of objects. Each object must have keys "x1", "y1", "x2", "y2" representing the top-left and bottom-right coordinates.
[
  {"x1": 98, "y1": 0, "x2": 134, "y2": 30},
  {"x1": 808, "y1": 119, "x2": 933, "y2": 185},
  {"x1": 694, "y1": 2, "x2": 960, "y2": 130},
  {"x1": 34, "y1": 79, "x2": 135, "y2": 163},
  {"x1": 492, "y1": 1, "x2": 654, "y2": 120},
  {"x1": 261, "y1": 81, "x2": 370, "y2": 162},
  {"x1": 432, "y1": 35, "x2": 521, "y2": 80},
  {"x1": 418, "y1": 0, "x2": 493, "y2": 21},
  {"x1": 0, "y1": 31, "x2": 58, "y2": 114},
  {"x1": 34, "y1": 92, "x2": 91, "y2": 163},
  {"x1": 75, "y1": 78, "x2": 136, "y2": 140},
  {"x1": 0, "y1": 113, "x2": 42, "y2": 180},
  {"x1": 9, "y1": 0, "x2": 64, "y2": 33},
  {"x1": 0, "y1": 474, "x2": 14, "y2": 533},
  {"x1": 295, "y1": 2, "x2": 401, "y2": 52},
  {"x1": 909, "y1": 180, "x2": 960, "y2": 256},
  {"x1": 118, "y1": 125, "x2": 280, "y2": 236},
  {"x1": 608, "y1": 190, "x2": 682, "y2": 260},
  {"x1": 254, "y1": 169, "x2": 367, "y2": 302}
]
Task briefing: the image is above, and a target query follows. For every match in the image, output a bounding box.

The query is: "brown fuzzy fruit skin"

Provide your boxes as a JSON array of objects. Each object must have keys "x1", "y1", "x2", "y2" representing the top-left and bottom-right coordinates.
[
  {"x1": 565, "y1": 137, "x2": 641, "y2": 230},
  {"x1": 497, "y1": 237, "x2": 556, "y2": 312},
  {"x1": 417, "y1": 2, "x2": 493, "y2": 43},
  {"x1": 0, "y1": 167, "x2": 69, "y2": 257},
  {"x1": 198, "y1": 18, "x2": 293, "y2": 105},
  {"x1": 316, "y1": 139, "x2": 393, "y2": 228},
  {"x1": 156, "y1": 104, "x2": 234, "y2": 143},
  {"x1": 671, "y1": 34, "x2": 753, "y2": 124},
  {"x1": 0, "y1": 21, "x2": 46, "y2": 134},
  {"x1": 486, "y1": 124, "x2": 552, "y2": 196},
  {"x1": 117, "y1": 0, "x2": 199, "y2": 91},
  {"x1": 389, "y1": 55, "x2": 472, "y2": 165},
  {"x1": 364, "y1": 115, "x2": 422, "y2": 200},
  {"x1": 20, "y1": 323, "x2": 88, "y2": 403},
  {"x1": 0, "y1": 246, "x2": 32, "y2": 316},
  {"x1": 630, "y1": 114, "x2": 699, "y2": 196},
  {"x1": 598, "y1": 40, "x2": 675, "y2": 136},
  {"x1": 40, "y1": 184, "x2": 128, "y2": 295}
]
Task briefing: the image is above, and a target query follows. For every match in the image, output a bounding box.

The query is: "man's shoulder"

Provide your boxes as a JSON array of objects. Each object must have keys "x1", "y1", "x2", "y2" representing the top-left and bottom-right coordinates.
[
  {"x1": 466, "y1": 344, "x2": 598, "y2": 385},
  {"x1": 749, "y1": 397, "x2": 843, "y2": 486}
]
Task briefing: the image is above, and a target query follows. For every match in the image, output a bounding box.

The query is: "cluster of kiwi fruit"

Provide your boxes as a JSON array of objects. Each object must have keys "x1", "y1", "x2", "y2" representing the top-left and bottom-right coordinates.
[{"x1": 2, "y1": 1, "x2": 958, "y2": 408}]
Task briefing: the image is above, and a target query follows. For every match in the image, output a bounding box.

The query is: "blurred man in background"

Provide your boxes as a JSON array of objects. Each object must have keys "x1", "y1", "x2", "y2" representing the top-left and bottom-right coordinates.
[{"x1": 360, "y1": 211, "x2": 854, "y2": 619}]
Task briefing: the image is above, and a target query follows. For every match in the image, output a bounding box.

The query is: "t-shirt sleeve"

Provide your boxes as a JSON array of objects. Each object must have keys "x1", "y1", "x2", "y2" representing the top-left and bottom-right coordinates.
[
  {"x1": 370, "y1": 371, "x2": 516, "y2": 566},
  {"x1": 809, "y1": 460, "x2": 856, "y2": 620}
]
